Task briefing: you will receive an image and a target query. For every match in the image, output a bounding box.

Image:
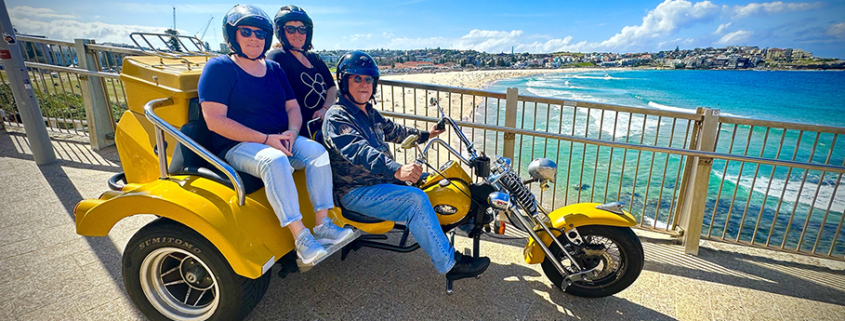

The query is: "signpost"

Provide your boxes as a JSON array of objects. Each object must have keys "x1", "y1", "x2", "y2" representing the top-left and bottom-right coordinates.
[{"x1": 0, "y1": 0, "x2": 57, "y2": 164}]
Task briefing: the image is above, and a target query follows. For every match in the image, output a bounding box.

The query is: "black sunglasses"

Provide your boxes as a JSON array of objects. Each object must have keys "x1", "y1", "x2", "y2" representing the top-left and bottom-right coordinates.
[
  {"x1": 284, "y1": 25, "x2": 309, "y2": 35},
  {"x1": 237, "y1": 27, "x2": 267, "y2": 40},
  {"x1": 351, "y1": 75, "x2": 374, "y2": 84}
]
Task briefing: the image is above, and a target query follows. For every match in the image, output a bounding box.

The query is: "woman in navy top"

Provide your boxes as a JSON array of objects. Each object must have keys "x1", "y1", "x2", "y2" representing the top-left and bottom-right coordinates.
[
  {"x1": 198, "y1": 5, "x2": 353, "y2": 265},
  {"x1": 267, "y1": 5, "x2": 336, "y2": 140}
]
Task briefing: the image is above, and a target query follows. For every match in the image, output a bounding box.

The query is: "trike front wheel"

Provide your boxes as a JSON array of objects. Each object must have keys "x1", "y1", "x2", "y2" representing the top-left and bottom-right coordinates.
[
  {"x1": 122, "y1": 219, "x2": 271, "y2": 321},
  {"x1": 541, "y1": 225, "x2": 643, "y2": 298}
]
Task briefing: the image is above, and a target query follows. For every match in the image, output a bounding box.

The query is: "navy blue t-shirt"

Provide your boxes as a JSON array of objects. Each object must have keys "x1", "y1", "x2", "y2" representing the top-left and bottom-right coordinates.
[{"x1": 197, "y1": 55, "x2": 296, "y2": 157}]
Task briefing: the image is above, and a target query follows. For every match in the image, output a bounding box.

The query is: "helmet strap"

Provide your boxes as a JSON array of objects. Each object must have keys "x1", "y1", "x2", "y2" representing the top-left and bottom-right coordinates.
[
  {"x1": 346, "y1": 92, "x2": 369, "y2": 106},
  {"x1": 237, "y1": 52, "x2": 264, "y2": 61}
]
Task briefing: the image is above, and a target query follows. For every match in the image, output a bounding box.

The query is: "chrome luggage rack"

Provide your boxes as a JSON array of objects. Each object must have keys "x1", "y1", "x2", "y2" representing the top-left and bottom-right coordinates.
[{"x1": 130, "y1": 32, "x2": 219, "y2": 69}]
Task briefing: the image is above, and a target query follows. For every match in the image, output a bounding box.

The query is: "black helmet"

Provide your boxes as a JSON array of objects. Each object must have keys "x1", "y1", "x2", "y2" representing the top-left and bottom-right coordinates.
[
  {"x1": 336, "y1": 51, "x2": 380, "y2": 103},
  {"x1": 274, "y1": 5, "x2": 313, "y2": 51},
  {"x1": 223, "y1": 5, "x2": 274, "y2": 60}
]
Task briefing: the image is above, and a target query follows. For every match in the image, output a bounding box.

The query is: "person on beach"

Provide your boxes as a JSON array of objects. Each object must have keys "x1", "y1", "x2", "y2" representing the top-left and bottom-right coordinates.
[
  {"x1": 323, "y1": 51, "x2": 491, "y2": 281},
  {"x1": 266, "y1": 5, "x2": 335, "y2": 140},
  {"x1": 198, "y1": 5, "x2": 353, "y2": 265}
]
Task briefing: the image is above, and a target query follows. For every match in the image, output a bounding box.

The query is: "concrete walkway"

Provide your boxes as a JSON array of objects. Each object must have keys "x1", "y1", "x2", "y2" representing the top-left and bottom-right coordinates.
[{"x1": 1, "y1": 127, "x2": 844, "y2": 321}]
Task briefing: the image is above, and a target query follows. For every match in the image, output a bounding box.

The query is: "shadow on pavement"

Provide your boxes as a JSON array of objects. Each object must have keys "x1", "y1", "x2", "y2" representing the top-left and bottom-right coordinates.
[{"x1": 643, "y1": 240, "x2": 845, "y2": 305}]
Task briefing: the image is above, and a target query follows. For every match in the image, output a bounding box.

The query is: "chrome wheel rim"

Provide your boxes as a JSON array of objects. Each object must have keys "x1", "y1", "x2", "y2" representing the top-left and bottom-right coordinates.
[{"x1": 140, "y1": 248, "x2": 219, "y2": 320}]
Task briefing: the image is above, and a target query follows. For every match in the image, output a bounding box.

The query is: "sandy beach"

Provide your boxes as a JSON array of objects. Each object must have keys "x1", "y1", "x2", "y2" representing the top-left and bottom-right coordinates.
[{"x1": 379, "y1": 67, "x2": 634, "y2": 122}]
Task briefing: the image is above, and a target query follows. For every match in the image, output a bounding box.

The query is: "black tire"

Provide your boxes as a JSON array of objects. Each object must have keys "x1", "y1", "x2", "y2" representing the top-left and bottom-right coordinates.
[
  {"x1": 540, "y1": 225, "x2": 644, "y2": 298},
  {"x1": 122, "y1": 219, "x2": 271, "y2": 321}
]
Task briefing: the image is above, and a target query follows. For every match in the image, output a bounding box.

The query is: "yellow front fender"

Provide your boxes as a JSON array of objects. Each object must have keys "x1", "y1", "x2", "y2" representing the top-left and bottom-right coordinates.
[
  {"x1": 523, "y1": 202, "x2": 636, "y2": 264},
  {"x1": 75, "y1": 176, "x2": 296, "y2": 279}
]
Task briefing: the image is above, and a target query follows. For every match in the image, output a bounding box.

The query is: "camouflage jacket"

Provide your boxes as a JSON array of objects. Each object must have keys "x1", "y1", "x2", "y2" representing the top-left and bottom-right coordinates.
[{"x1": 323, "y1": 96, "x2": 430, "y2": 198}]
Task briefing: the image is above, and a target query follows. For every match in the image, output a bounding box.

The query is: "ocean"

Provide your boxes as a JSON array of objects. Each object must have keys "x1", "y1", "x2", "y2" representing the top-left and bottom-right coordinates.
[{"x1": 477, "y1": 69, "x2": 845, "y2": 255}]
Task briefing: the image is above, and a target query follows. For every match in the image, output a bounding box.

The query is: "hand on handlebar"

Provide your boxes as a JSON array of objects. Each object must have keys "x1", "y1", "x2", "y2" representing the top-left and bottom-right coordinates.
[
  {"x1": 429, "y1": 121, "x2": 446, "y2": 138},
  {"x1": 395, "y1": 163, "x2": 423, "y2": 184}
]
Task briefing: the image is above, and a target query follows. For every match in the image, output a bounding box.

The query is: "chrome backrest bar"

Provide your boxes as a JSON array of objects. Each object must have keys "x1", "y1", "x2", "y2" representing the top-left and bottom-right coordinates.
[{"x1": 143, "y1": 98, "x2": 246, "y2": 206}]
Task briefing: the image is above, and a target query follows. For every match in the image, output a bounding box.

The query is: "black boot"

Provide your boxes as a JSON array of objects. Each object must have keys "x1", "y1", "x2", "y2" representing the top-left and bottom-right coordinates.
[{"x1": 446, "y1": 252, "x2": 490, "y2": 281}]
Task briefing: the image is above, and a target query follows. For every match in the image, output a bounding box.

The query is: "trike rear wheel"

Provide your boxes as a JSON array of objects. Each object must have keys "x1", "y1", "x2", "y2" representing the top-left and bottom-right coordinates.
[{"x1": 122, "y1": 219, "x2": 271, "y2": 321}]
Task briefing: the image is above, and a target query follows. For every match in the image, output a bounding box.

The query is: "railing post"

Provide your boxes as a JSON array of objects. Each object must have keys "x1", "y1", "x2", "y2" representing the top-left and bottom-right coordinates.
[
  {"x1": 502, "y1": 87, "x2": 518, "y2": 160},
  {"x1": 679, "y1": 108, "x2": 719, "y2": 255},
  {"x1": 74, "y1": 38, "x2": 115, "y2": 150}
]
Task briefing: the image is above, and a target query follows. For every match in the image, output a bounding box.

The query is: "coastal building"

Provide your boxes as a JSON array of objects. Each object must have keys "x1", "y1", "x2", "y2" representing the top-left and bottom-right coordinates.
[{"x1": 767, "y1": 48, "x2": 785, "y2": 60}]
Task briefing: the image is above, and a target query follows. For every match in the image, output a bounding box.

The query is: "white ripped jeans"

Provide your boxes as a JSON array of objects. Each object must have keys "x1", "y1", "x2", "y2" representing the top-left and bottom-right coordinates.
[{"x1": 225, "y1": 136, "x2": 334, "y2": 227}]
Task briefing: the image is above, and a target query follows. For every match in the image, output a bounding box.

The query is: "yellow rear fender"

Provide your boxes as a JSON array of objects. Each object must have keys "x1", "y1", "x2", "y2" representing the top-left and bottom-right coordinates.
[
  {"x1": 523, "y1": 203, "x2": 636, "y2": 264},
  {"x1": 75, "y1": 178, "x2": 292, "y2": 279}
]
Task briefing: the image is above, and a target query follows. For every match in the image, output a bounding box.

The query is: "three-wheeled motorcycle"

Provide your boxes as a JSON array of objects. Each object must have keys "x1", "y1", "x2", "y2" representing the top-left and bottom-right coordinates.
[{"x1": 74, "y1": 35, "x2": 643, "y2": 321}]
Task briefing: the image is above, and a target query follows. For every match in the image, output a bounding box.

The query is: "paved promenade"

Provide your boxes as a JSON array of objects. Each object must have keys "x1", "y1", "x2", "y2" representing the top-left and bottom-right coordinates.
[{"x1": 1, "y1": 127, "x2": 844, "y2": 321}]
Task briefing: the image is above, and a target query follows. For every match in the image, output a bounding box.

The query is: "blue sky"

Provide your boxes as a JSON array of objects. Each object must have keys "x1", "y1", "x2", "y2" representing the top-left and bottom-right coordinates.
[{"x1": 10, "y1": 0, "x2": 845, "y2": 57}]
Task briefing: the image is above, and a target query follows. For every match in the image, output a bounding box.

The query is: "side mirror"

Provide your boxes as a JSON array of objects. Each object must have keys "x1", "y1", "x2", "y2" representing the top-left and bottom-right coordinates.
[
  {"x1": 429, "y1": 97, "x2": 437, "y2": 106},
  {"x1": 528, "y1": 158, "x2": 557, "y2": 183},
  {"x1": 401, "y1": 135, "x2": 419, "y2": 150}
]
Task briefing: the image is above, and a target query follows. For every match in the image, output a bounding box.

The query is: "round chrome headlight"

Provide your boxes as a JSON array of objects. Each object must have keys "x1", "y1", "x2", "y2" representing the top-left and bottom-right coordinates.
[{"x1": 528, "y1": 158, "x2": 557, "y2": 183}]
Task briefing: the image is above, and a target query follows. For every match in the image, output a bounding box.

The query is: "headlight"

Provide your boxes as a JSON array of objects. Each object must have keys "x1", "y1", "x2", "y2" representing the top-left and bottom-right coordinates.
[{"x1": 528, "y1": 158, "x2": 557, "y2": 183}]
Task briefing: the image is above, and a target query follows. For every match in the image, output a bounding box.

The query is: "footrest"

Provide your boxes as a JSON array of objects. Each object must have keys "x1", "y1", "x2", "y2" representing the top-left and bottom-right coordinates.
[{"x1": 297, "y1": 229, "x2": 362, "y2": 272}]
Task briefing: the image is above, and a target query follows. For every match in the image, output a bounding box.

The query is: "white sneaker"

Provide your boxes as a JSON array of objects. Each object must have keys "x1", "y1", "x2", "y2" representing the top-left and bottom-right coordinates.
[
  {"x1": 313, "y1": 217, "x2": 355, "y2": 246},
  {"x1": 294, "y1": 229, "x2": 327, "y2": 265}
]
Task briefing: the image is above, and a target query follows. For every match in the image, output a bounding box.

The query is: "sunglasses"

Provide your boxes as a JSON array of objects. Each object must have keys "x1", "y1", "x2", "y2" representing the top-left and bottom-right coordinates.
[
  {"x1": 237, "y1": 27, "x2": 267, "y2": 40},
  {"x1": 283, "y1": 25, "x2": 309, "y2": 35},
  {"x1": 351, "y1": 75, "x2": 374, "y2": 84}
]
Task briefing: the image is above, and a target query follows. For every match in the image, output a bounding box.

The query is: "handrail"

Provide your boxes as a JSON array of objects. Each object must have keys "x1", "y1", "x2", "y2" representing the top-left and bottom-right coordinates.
[
  {"x1": 24, "y1": 62, "x2": 121, "y2": 79},
  {"x1": 17, "y1": 35, "x2": 75, "y2": 47},
  {"x1": 143, "y1": 98, "x2": 246, "y2": 206},
  {"x1": 85, "y1": 43, "x2": 147, "y2": 56},
  {"x1": 379, "y1": 79, "x2": 507, "y2": 99},
  {"x1": 381, "y1": 111, "x2": 845, "y2": 174},
  {"x1": 720, "y1": 115, "x2": 845, "y2": 134}
]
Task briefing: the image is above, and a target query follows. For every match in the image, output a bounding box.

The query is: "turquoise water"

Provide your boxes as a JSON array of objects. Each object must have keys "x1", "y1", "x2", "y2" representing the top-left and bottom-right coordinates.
[{"x1": 477, "y1": 70, "x2": 845, "y2": 255}]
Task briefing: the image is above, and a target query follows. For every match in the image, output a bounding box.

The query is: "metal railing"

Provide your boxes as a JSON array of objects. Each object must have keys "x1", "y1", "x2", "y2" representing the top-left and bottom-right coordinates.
[
  {"x1": 377, "y1": 79, "x2": 845, "y2": 260},
  {"x1": 2, "y1": 36, "x2": 139, "y2": 149},
  {"x1": 3, "y1": 37, "x2": 843, "y2": 260}
]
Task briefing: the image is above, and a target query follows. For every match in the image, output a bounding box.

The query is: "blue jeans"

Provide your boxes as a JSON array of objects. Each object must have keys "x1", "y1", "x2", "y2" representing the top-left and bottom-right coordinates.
[
  {"x1": 341, "y1": 184, "x2": 456, "y2": 274},
  {"x1": 225, "y1": 136, "x2": 334, "y2": 227}
]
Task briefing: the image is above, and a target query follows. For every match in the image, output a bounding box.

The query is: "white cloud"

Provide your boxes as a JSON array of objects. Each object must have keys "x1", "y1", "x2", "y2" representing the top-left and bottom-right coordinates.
[
  {"x1": 385, "y1": 36, "x2": 447, "y2": 49},
  {"x1": 598, "y1": 0, "x2": 720, "y2": 50},
  {"x1": 827, "y1": 22, "x2": 845, "y2": 39},
  {"x1": 10, "y1": 6, "x2": 77, "y2": 19},
  {"x1": 456, "y1": 30, "x2": 523, "y2": 52},
  {"x1": 658, "y1": 38, "x2": 695, "y2": 48},
  {"x1": 714, "y1": 22, "x2": 732, "y2": 34},
  {"x1": 730, "y1": 1, "x2": 823, "y2": 18},
  {"x1": 348, "y1": 33, "x2": 372, "y2": 43},
  {"x1": 12, "y1": 17, "x2": 176, "y2": 45},
  {"x1": 716, "y1": 30, "x2": 754, "y2": 44}
]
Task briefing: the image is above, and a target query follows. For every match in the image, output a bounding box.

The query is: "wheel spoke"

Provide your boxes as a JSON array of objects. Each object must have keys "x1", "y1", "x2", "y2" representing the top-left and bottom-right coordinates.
[
  {"x1": 160, "y1": 265, "x2": 179, "y2": 277},
  {"x1": 184, "y1": 287, "x2": 192, "y2": 304},
  {"x1": 194, "y1": 289, "x2": 207, "y2": 306},
  {"x1": 164, "y1": 279, "x2": 186, "y2": 286}
]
